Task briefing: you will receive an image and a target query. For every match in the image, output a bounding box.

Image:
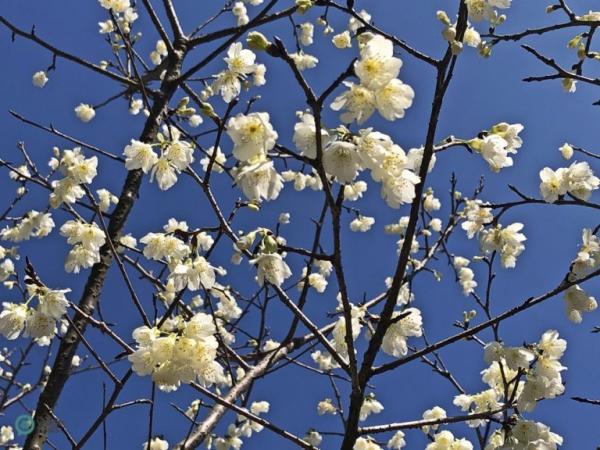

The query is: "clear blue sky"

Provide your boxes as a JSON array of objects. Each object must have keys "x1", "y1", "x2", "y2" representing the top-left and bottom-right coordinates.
[{"x1": 0, "y1": 0, "x2": 599, "y2": 448}]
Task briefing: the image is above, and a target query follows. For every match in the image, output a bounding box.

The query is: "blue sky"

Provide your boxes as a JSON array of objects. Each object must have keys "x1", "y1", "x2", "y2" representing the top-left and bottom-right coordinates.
[{"x1": 0, "y1": 0, "x2": 599, "y2": 448}]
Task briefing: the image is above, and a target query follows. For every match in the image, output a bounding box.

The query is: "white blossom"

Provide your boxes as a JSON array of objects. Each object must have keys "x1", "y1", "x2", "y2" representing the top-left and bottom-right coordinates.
[
  {"x1": 331, "y1": 82, "x2": 376, "y2": 124},
  {"x1": 299, "y1": 22, "x2": 314, "y2": 46},
  {"x1": 565, "y1": 161, "x2": 599, "y2": 200},
  {"x1": 292, "y1": 112, "x2": 330, "y2": 159},
  {"x1": 333, "y1": 31, "x2": 352, "y2": 49},
  {"x1": 124, "y1": 140, "x2": 158, "y2": 173},
  {"x1": 387, "y1": 431, "x2": 406, "y2": 449},
  {"x1": 374, "y1": 79, "x2": 415, "y2": 121},
  {"x1": 142, "y1": 437, "x2": 169, "y2": 450},
  {"x1": 290, "y1": 52, "x2": 319, "y2": 70},
  {"x1": 250, "y1": 253, "x2": 292, "y2": 286},
  {"x1": 350, "y1": 215, "x2": 375, "y2": 232},
  {"x1": 129, "y1": 313, "x2": 224, "y2": 391},
  {"x1": 564, "y1": 284, "x2": 597, "y2": 323},
  {"x1": 539, "y1": 167, "x2": 568, "y2": 203},
  {"x1": 0, "y1": 303, "x2": 28, "y2": 340},
  {"x1": 381, "y1": 308, "x2": 423, "y2": 357},
  {"x1": 234, "y1": 158, "x2": 283, "y2": 202},
  {"x1": 426, "y1": 430, "x2": 473, "y2": 450},
  {"x1": 322, "y1": 141, "x2": 361, "y2": 183},
  {"x1": 227, "y1": 112, "x2": 278, "y2": 161},
  {"x1": 421, "y1": 406, "x2": 446, "y2": 433},
  {"x1": 359, "y1": 395, "x2": 384, "y2": 421},
  {"x1": 74, "y1": 103, "x2": 96, "y2": 123},
  {"x1": 32, "y1": 71, "x2": 48, "y2": 88},
  {"x1": 559, "y1": 143, "x2": 573, "y2": 160},
  {"x1": 354, "y1": 437, "x2": 382, "y2": 450},
  {"x1": 479, "y1": 223, "x2": 526, "y2": 268},
  {"x1": 201, "y1": 147, "x2": 227, "y2": 173}
]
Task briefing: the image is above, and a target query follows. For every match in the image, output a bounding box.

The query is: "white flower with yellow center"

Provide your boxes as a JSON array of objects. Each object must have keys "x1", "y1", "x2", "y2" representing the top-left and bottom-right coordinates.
[
  {"x1": 227, "y1": 112, "x2": 278, "y2": 161},
  {"x1": 355, "y1": 35, "x2": 402, "y2": 90},
  {"x1": 355, "y1": 129, "x2": 394, "y2": 171},
  {"x1": 322, "y1": 141, "x2": 361, "y2": 183},
  {"x1": 331, "y1": 82, "x2": 376, "y2": 124},
  {"x1": 479, "y1": 223, "x2": 526, "y2": 268},
  {"x1": 234, "y1": 157, "x2": 283, "y2": 202},
  {"x1": 0, "y1": 303, "x2": 29, "y2": 340},
  {"x1": 250, "y1": 253, "x2": 292, "y2": 287},
  {"x1": 381, "y1": 307, "x2": 423, "y2": 357},
  {"x1": 123, "y1": 139, "x2": 158, "y2": 173},
  {"x1": 380, "y1": 170, "x2": 421, "y2": 208},
  {"x1": 565, "y1": 161, "x2": 599, "y2": 200},
  {"x1": 74, "y1": 103, "x2": 96, "y2": 123},
  {"x1": 292, "y1": 112, "x2": 330, "y2": 158},
  {"x1": 539, "y1": 167, "x2": 568, "y2": 203},
  {"x1": 372, "y1": 78, "x2": 414, "y2": 121}
]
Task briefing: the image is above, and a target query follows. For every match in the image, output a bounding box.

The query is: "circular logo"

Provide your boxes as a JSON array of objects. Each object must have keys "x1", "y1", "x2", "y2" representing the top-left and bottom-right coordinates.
[{"x1": 14, "y1": 414, "x2": 34, "y2": 436}]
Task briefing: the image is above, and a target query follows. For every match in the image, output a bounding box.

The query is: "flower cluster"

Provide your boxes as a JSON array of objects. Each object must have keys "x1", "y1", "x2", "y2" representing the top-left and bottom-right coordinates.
[
  {"x1": 226, "y1": 112, "x2": 285, "y2": 203},
  {"x1": 1, "y1": 211, "x2": 54, "y2": 242},
  {"x1": 297, "y1": 259, "x2": 331, "y2": 293},
  {"x1": 426, "y1": 430, "x2": 473, "y2": 450},
  {"x1": 140, "y1": 221, "x2": 224, "y2": 297},
  {"x1": 207, "y1": 43, "x2": 265, "y2": 103},
  {"x1": 453, "y1": 256, "x2": 477, "y2": 295},
  {"x1": 381, "y1": 308, "x2": 423, "y2": 357},
  {"x1": 208, "y1": 400, "x2": 270, "y2": 450},
  {"x1": 297, "y1": 120, "x2": 424, "y2": 207},
  {"x1": 461, "y1": 199, "x2": 493, "y2": 238},
  {"x1": 48, "y1": 147, "x2": 98, "y2": 208},
  {"x1": 539, "y1": 161, "x2": 599, "y2": 203},
  {"x1": 437, "y1": 11, "x2": 485, "y2": 56},
  {"x1": 60, "y1": 220, "x2": 106, "y2": 273},
  {"x1": 467, "y1": 123, "x2": 524, "y2": 172},
  {"x1": 128, "y1": 312, "x2": 224, "y2": 391},
  {"x1": 449, "y1": 331, "x2": 567, "y2": 449},
  {"x1": 359, "y1": 393, "x2": 384, "y2": 421},
  {"x1": 124, "y1": 125, "x2": 195, "y2": 190},
  {"x1": 485, "y1": 419, "x2": 562, "y2": 449},
  {"x1": 465, "y1": 0, "x2": 511, "y2": 25},
  {"x1": 312, "y1": 302, "x2": 365, "y2": 370},
  {"x1": 0, "y1": 281, "x2": 69, "y2": 345},
  {"x1": 479, "y1": 223, "x2": 526, "y2": 268},
  {"x1": 150, "y1": 40, "x2": 168, "y2": 66},
  {"x1": 331, "y1": 35, "x2": 414, "y2": 124}
]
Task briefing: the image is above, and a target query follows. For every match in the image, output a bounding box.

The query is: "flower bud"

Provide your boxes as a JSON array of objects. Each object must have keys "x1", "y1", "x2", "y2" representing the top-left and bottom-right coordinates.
[
  {"x1": 567, "y1": 34, "x2": 583, "y2": 49},
  {"x1": 247, "y1": 31, "x2": 272, "y2": 51},
  {"x1": 559, "y1": 143, "x2": 573, "y2": 160},
  {"x1": 478, "y1": 42, "x2": 492, "y2": 58},
  {"x1": 450, "y1": 40, "x2": 463, "y2": 55},
  {"x1": 262, "y1": 234, "x2": 279, "y2": 253},
  {"x1": 468, "y1": 138, "x2": 483, "y2": 152},
  {"x1": 295, "y1": 0, "x2": 313, "y2": 13},
  {"x1": 442, "y1": 26, "x2": 456, "y2": 42},
  {"x1": 247, "y1": 201, "x2": 260, "y2": 211},
  {"x1": 436, "y1": 10, "x2": 451, "y2": 25}
]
